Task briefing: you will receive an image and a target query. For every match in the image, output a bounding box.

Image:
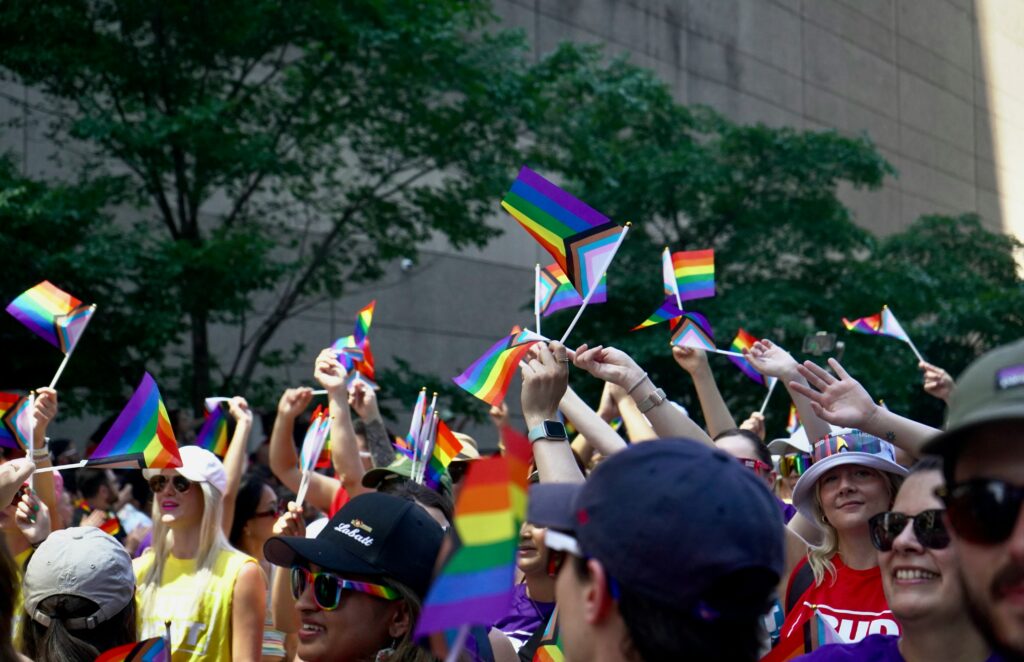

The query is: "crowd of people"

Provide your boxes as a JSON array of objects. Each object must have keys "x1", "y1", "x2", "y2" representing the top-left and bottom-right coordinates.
[{"x1": 0, "y1": 332, "x2": 1021, "y2": 662}]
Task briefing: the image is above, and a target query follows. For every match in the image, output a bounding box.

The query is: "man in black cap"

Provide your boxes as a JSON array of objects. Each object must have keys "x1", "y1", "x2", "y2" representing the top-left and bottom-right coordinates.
[
  {"x1": 528, "y1": 438, "x2": 785, "y2": 662},
  {"x1": 923, "y1": 338, "x2": 1024, "y2": 661},
  {"x1": 264, "y1": 491, "x2": 444, "y2": 662}
]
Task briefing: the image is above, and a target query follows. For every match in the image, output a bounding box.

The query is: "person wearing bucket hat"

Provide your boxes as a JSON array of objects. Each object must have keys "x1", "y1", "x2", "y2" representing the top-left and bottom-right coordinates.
[
  {"x1": 921, "y1": 339, "x2": 1024, "y2": 660},
  {"x1": 20, "y1": 527, "x2": 138, "y2": 661},
  {"x1": 264, "y1": 491, "x2": 443, "y2": 662},
  {"x1": 775, "y1": 430, "x2": 907, "y2": 652},
  {"x1": 135, "y1": 445, "x2": 265, "y2": 661},
  {"x1": 528, "y1": 439, "x2": 784, "y2": 662}
]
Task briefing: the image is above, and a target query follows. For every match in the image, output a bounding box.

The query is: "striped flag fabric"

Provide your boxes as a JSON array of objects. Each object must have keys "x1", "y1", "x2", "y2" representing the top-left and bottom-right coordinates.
[
  {"x1": 87, "y1": 374, "x2": 181, "y2": 469},
  {"x1": 842, "y1": 305, "x2": 910, "y2": 343},
  {"x1": 728, "y1": 329, "x2": 769, "y2": 387},
  {"x1": 453, "y1": 327, "x2": 545, "y2": 407},
  {"x1": 633, "y1": 297, "x2": 685, "y2": 331},
  {"x1": 5, "y1": 280, "x2": 96, "y2": 353},
  {"x1": 537, "y1": 262, "x2": 607, "y2": 317},
  {"x1": 195, "y1": 404, "x2": 230, "y2": 458},
  {"x1": 669, "y1": 313, "x2": 715, "y2": 352}
]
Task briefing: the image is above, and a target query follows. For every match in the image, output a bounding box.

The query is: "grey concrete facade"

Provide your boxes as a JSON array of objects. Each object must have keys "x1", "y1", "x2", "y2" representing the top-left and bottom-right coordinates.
[{"x1": 3, "y1": 0, "x2": 1021, "y2": 448}]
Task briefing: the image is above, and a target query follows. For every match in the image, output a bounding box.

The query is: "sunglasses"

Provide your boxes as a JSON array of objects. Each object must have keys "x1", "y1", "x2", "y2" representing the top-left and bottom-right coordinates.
[
  {"x1": 869, "y1": 509, "x2": 950, "y2": 552},
  {"x1": 936, "y1": 479, "x2": 1024, "y2": 545},
  {"x1": 779, "y1": 453, "x2": 812, "y2": 478},
  {"x1": 739, "y1": 458, "x2": 772, "y2": 475},
  {"x1": 147, "y1": 475, "x2": 193, "y2": 494},
  {"x1": 251, "y1": 505, "x2": 284, "y2": 520},
  {"x1": 290, "y1": 566, "x2": 398, "y2": 610},
  {"x1": 812, "y1": 431, "x2": 885, "y2": 463}
]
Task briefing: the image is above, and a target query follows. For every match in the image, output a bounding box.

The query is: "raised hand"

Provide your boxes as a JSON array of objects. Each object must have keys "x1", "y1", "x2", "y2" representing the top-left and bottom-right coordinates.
[
  {"x1": 743, "y1": 339, "x2": 799, "y2": 379},
  {"x1": 348, "y1": 382, "x2": 380, "y2": 421},
  {"x1": 919, "y1": 361, "x2": 954, "y2": 402},
  {"x1": 790, "y1": 358, "x2": 877, "y2": 430},
  {"x1": 572, "y1": 344, "x2": 644, "y2": 390},
  {"x1": 488, "y1": 402, "x2": 510, "y2": 429},
  {"x1": 672, "y1": 345, "x2": 709, "y2": 375},
  {"x1": 272, "y1": 501, "x2": 306, "y2": 538},
  {"x1": 739, "y1": 411, "x2": 766, "y2": 441},
  {"x1": 15, "y1": 488, "x2": 51, "y2": 546},
  {"x1": 0, "y1": 459, "x2": 33, "y2": 508},
  {"x1": 313, "y1": 348, "x2": 347, "y2": 393},
  {"x1": 277, "y1": 387, "x2": 313, "y2": 419},
  {"x1": 521, "y1": 341, "x2": 570, "y2": 426},
  {"x1": 33, "y1": 387, "x2": 58, "y2": 432},
  {"x1": 227, "y1": 396, "x2": 253, "y2": 424}
]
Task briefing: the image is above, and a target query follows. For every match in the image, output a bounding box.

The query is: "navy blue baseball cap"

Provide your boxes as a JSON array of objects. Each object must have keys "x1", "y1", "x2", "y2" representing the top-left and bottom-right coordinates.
[{"x1": 528, "y1": 439, "x2": 784, "y2": 610}]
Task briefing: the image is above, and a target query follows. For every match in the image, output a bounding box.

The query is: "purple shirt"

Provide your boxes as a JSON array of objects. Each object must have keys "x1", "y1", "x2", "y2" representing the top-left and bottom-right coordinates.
[
  {"x1": 796, "y1": 634, "x2": 1004, "y2": 661},
  {"x1": 493, "y1": 583, "x2": 555, "y2": 652},
  {"x1": 778, "y1": 497, "x2": 797, "y2": 523}
]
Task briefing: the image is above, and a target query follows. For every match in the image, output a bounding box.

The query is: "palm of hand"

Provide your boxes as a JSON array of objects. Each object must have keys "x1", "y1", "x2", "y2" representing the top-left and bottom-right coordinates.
[{"x1": 817, "y1": 381, "x2": 873, "y2": 426}]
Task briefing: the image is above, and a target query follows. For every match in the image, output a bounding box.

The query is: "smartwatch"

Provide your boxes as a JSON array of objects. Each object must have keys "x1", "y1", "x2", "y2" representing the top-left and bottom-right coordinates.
[{"x1": 527, "y1": 420, "x2": 569, "y2": 444}]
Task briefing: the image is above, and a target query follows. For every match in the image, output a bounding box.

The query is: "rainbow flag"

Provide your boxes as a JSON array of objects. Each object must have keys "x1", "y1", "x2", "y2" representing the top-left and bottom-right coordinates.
[
  {"x1": 533, "y1": 608, "x2": 565, "y2": 662},
  {"x1": 0, "y1": 393, "x2": 33, "y2": 451},
  {"x1": 195, "y1": 404, "x2": 230, "y2": 458},
  {"x1": 537, "y1": 262, "x2": 607, "y2": 317},
  {"x1": 672, "y1": 249, "x2": 715, "y2": 301},
  {"x1": 728, "y1": 329, "x2": 768, "y2": 387},
  {"x1": 353, "y1": 300, "x2": 375, "y2": 347},
  {"x1": 633, "y1": 297, "x2": 685, "y2": 331},
  {"x1": 95, "y1": 637, "x2": 170, "y2": 662},
  {"x1": 423, "y1": 419, "x2": 465, "y2": 491},
  {"x1": 669, "y1": 313, "x2": 715, "y2": 351},
  {"x1": 5, "y1": 281, "x2": 96, "y2": 353},
  {"x1": 453, "y1": 327, "x2": 545, "y2": 407},
  {"x1": 405, "y1": 389, "x2": 427, "y2": 456},
  {"x1": 414, "y1": 454, "x2": 518, "y2": 638},
  {"x1": 87, "y1": 373, "x2": 181, "y2": 469},
  {"x1": 503, "y1": 167, "x2": 623, "y2": 298},
  {"x1": 661, "y1": 247, "x2": 679, "y2": 302},
  {"x1": 842, "y1": 305, "x2": 910, "y2": 343},
  {"x1": 786, "y1": 404, "x2": 801, "y2": 435},
  {"x1": 299, "y1": 405, "x2": 330, "y2": 473}
]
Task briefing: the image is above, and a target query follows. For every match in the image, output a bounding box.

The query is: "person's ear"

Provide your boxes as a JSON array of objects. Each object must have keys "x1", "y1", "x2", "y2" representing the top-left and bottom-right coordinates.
[
  {"x1": 583, "y1": 558, "x2": 617, "y2": 625},
  {"x1": 387, "y1": 599, "x2": 411, "y2": 639}
]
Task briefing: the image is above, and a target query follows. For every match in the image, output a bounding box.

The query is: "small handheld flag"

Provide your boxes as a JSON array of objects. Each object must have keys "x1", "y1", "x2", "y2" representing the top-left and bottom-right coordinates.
[
  {"x1": 670, "y1": 313, "x2": 716, "y2": 352},
  {"x1": 672, "y1": 249, "x2": 715, "y2": 301},
  {"x1": 195, "y1": 404, "x2": 230, "y2": 458},
  {"x1": 536, "y1": 262, "x2": 607, "y2": 318},
  {"x1": 786, "y1": 404, "x2": 801, "y2": 435},
  {"x1": 95, "y1": 637, "x2": 170, "y2": 662},
  {"x1": 729, "y1": 329, "x2": 770, "y2": 387},
  {"x1": 453, "y1": 327, "x2": 546, "y2": 407},
  {"x1": 0, "y1": 392, "x2": 32, "y2": 451},
  {"x1": 842, "y1": 305, "x2": 923, "y2": 361},
  {"x1": 633, "y1": 297, "x2": 685, "y2": 331},
  {"x1": 87, "y1": 373, "x2": 181, "y2": 469}
]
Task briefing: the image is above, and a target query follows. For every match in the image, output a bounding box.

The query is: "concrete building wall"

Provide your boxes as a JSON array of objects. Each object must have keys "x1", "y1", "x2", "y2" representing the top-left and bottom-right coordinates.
[{"x1": 2, "y1": 1, "x2": 1020, "y2": 448}]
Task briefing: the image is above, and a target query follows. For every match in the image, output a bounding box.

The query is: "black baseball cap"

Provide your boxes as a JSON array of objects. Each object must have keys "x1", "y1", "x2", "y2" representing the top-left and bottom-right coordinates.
[
  {"x1": 528, "y1": 439, "x2": 784, "y2": 610},
  {"x1": 264, "y1": 492, "x2": 444, "y2": 599}
]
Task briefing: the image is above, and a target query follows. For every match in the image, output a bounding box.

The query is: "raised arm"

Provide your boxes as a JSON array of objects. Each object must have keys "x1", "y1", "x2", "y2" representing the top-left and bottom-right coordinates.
[
  {"x1": 608, "y1": 382, "x2": 658, "y2": 443},
  {"x1": 270, "y1": 502, "x2": 305, "y2": 633},
  {"x1": 790, "y1": 358, "x2": 939, "y2": 459},
  {"x1": 314, "y1": 349, "x2": 369, "y2": 497},
  {"x1": 32, "y1": 388, "x2": 60, "y2": 530},
  {"x1": 672, "y1": 346, "x2": 737, "y2": 437},
  {"x1": 221, "y1": 397, "x2": 253, "y2": 536},
  {"x1": 521, "y1": 341, "x2": 585, "y2": 484},
  {"x1": 559, "y1": 385, "x2": 627, "y2": 458},
  {"x1": 268, "y1": 387, "x2": 342, "y2": 513},
  {"x1": 919, "y1": 360, "x2": 954, "y2": 403},
  {"x1": 743, "y1": 340, "x2": 831, "y2": 444},
  {"x1": 349, "y1": 383, "x2": 394, "y2": 468},
  {"x1": 573, "y1": 344, "x2": 713, "y2": 446}
]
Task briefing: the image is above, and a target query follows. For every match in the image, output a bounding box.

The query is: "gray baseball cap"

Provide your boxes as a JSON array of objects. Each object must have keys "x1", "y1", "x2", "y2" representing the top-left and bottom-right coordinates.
[
  {"x1": 922, "y1": 339, "x2": 1024, "y2": 459},
  {"x1": 24, "y1": 527, "x2": 135, "y2": 629}
]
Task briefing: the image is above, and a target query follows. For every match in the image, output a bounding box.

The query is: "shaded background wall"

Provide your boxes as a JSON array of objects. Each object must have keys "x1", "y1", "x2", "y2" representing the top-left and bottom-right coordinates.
[{"x1": 2, "y1": 0, "x2": 1021, "y2": 448}]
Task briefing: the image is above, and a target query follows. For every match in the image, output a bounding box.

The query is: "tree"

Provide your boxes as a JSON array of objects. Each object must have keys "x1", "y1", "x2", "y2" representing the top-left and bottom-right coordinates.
[{"x1": 0, "y1": 0, "x2": 532, "y2": 412}]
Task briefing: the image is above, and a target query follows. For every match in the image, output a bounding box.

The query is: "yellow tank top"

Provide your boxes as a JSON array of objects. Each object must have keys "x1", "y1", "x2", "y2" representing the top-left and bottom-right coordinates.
[
  {"x1": 11, "y1": 546, "x2": 31, "y2": 644},
  {"x1": 134, "y1": 547, "x2": 256, "y2": 662}
]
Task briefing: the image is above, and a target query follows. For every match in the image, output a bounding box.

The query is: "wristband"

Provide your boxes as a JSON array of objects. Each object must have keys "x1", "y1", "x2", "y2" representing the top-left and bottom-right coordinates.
[
  {"x1": 637, "y1": 388, "x2": 667, "y2": 414},
  {"x1": 31, "y1": 447, "x2": 50, "y2": 461},
  {"x1": 625, "y1": 372, "x2": 649, "y2": 395}
]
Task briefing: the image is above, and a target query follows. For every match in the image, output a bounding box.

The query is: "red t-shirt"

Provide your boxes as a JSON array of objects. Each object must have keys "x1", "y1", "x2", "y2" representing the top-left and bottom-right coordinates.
[
  {"x1": 781, "y1": 555, "x2": 900, "y2": 645},
  {"x1": 328, "y1": 485, "x2": 351, "y2": 517}
]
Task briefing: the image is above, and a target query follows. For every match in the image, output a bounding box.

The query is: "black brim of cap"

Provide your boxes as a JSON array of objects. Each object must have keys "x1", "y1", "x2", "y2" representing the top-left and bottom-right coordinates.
[
  {"x1": 264, "y1": 535, "x2": 382, "y2": 578},
  {"x1": 527, "y1": 483, "x2": 582, "y2": 532}
]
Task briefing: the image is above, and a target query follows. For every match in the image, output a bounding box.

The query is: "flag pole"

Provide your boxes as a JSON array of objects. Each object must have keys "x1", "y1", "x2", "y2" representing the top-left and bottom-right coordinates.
[
  {"x1": 445, "y1": 625, "x2": 471, "y2": 662},
  {"x1": 759, "y1": 378, "x2": 778, "y2": 415},
  {"x1": 295, "y1": 470, "x2": 311, "y2": 508},
  {"x1": 33, "y1": 459, "x2": 87, "y2": 474},
  {"x1": 884, "y1": 305, "x2": 925, "y2": 363},
  {"x1": 667, "y1": 247, "x2": 683, "y2": 312},
  {"x1": 48, "y1": 304, "x2": 97, "y2": 390},
  {"x1": 560, "y1": 224, "x2": 631, "y2": 345},
  {"x1": 534, "y1": 264, "x2": 542, "y2": 338}
]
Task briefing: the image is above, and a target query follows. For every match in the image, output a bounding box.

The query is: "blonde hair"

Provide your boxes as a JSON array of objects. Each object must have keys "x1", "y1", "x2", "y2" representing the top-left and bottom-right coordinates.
[
  {"x1": 806, "y1": 468, "x2": 903, "y2": 586},
  {"x1": 138, "y1": 481, "x2": 235, "y2": 617}
]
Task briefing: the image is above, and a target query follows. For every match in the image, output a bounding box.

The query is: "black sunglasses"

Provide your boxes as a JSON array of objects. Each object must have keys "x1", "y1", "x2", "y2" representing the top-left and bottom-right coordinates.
[
  {"x1": 937, "y1": 479, "x2": 1024, "y2": 545},
  {"x1": 148, "y1": 475, "x2": 193, "y2": 494},
  {"x1": 869, "y1": 509, "x2": 950, "y2": 552}
]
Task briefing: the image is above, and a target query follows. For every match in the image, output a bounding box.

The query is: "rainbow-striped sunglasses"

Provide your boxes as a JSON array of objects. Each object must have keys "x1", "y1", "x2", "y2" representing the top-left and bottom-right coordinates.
[
  {"x1": 290, "y1": 566, "x2": 398, "y2": 610},
  {"x1": 811, "y1": 431, "x2": 886, "y2": 464}
]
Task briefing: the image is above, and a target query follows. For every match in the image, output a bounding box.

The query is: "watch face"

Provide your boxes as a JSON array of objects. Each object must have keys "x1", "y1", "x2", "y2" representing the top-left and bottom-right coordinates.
[{"x1": 542, "y1": 421, "x2": 567, "y2": 439}]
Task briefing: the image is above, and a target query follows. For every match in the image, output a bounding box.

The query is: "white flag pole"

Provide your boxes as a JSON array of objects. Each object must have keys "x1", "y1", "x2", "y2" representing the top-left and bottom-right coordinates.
[
  {"x1": 49, "y1": 304, "x2": 97, "y2": 390},
  {"x1": 534, "y1": 263, "x2": 542, "y2": 338},
  {"x1": 560, "y1": 224, "x2": 631, "y2": 345},
  {"x1": 759, "y1": 378, "x2": 778, "y2": 415}
]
